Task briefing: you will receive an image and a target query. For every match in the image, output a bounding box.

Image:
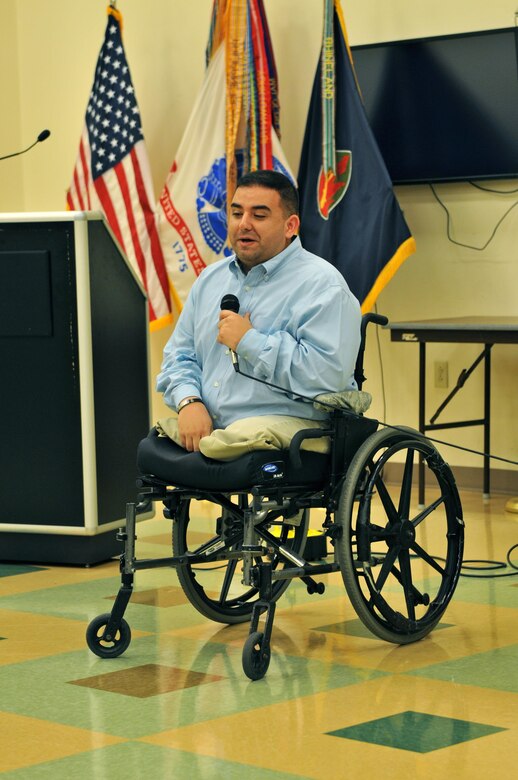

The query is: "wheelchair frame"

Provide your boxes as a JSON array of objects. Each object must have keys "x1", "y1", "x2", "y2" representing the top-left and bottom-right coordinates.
[{"x1": 87, "y1": 315, "x2": 465, "y2": 680}]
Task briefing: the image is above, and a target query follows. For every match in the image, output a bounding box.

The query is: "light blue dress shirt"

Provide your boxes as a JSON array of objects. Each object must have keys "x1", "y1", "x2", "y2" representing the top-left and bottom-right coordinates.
[{"x1": 157, "y1": 237, "x2": 361, "y2": 427}]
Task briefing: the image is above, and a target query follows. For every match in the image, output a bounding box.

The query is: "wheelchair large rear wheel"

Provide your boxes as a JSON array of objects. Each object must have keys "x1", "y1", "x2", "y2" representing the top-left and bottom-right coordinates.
[
  {"x1": 336, "y1": 427, "x2": 464, "y2": 644},
  {"x1": 173, "y1": 498, "x2": 309, "y2": 624}
]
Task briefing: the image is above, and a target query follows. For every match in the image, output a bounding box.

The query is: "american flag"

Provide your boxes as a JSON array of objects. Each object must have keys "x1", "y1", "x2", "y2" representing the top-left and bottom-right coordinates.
[{"x1": 66, "y1": 5, "x2": 171, "y2": 327}]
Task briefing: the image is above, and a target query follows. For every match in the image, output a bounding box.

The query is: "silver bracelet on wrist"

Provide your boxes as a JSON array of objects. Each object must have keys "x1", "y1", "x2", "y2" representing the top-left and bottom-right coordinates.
[{"x1": 177, "y1": 397, "x2": 203, "y2": 413}]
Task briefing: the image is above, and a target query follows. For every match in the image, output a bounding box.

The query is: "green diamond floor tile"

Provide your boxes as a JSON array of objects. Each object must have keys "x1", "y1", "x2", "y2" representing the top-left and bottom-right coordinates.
[{"x1": 326, "y1": 710, "x2": 506, "y2": 752}]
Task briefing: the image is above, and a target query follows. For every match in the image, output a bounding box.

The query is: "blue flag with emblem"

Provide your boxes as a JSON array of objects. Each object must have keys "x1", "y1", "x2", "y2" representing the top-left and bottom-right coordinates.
[{"x1": 298, "y1": 0, "x2": 416, "y2": 312}]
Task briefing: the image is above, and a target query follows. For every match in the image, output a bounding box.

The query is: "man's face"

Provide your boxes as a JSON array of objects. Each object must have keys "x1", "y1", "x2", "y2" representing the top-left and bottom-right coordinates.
[{"x1": 228, "y1": 185, "x2": 300, "y2": 271}]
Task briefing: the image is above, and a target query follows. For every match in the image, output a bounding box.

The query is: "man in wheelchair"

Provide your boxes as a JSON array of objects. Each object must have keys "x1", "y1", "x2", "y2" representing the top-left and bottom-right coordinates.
[
  {"x1": 155, "y1": 168, "x2": 362, "y2": 462},
  {"x1": 86, "y1": 172, "x2": 464, "y2": 681}
]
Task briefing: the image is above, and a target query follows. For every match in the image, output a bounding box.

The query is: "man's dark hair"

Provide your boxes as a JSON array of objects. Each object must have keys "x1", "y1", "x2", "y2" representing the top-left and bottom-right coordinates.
[{"x1": 235, "y1": 169, "x2": 299, "y2": 216}]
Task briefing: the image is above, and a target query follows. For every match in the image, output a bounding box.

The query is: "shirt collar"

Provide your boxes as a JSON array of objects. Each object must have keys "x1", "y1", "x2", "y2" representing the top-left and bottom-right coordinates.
[{"x1": 228, "y1": 236, "x2": 301, "y2": 280}]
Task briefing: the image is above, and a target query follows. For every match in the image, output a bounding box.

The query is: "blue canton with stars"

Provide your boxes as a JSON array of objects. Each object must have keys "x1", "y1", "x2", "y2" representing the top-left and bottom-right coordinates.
[{"x1": 86, "y1": 14, "x2": 143, "y2": 179}]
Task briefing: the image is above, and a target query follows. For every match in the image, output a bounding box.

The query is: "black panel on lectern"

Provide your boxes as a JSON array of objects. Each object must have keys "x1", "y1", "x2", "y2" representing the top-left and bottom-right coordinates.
[
  {"x1": 0, "y1": 250, "x2": 53, "y2": 336},
  {"x1": 0, "y1": 222, "x2": 85, "y2": 526}
]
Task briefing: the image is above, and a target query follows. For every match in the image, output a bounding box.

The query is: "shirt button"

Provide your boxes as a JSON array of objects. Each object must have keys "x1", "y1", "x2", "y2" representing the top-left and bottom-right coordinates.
[
  {"x1": 245, "y1": 285, "x2": 250, "y2": 291},
  {"x1": 214, "y1": 381, "x2": 220, "y2": 387}
]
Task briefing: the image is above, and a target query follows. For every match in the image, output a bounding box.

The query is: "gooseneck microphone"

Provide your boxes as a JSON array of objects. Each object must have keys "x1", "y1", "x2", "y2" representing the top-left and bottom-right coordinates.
[
  {"x1": 0, "y1": 129, "x2": 51, "y2": 161},
  {"x1": 220, "y1": 294, "x2": 241, "y2": 372}
]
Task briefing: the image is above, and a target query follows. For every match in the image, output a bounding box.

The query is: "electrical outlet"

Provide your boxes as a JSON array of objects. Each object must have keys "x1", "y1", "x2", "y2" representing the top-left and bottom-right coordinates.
[{"x1": 434, "y1": 361, "x2": 449, "y2": 388}]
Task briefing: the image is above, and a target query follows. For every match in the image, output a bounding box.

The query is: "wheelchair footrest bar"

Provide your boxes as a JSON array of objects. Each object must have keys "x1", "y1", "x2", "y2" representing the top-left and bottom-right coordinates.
[
  {"x1": 271, "y1": 561, "x2": 339, "y2": 581},
  {"x1": 130, "y1": 550, "x2": 245, "y2": 572}
]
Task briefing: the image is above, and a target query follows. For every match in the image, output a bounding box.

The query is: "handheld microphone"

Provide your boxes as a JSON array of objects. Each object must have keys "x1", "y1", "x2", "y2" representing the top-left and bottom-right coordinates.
[
  {"x1": 0, "y1": 129, "x2": 51, "y2": 161},
  {"x1": 220, "y1": 294, "x2": 241, "y2": 372},
  {"x1": 220, "y1": 293, "x2": 340, "y2": 409}
]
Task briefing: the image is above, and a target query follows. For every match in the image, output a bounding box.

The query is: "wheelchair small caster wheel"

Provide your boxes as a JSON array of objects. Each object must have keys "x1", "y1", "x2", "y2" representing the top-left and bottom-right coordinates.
[
  {"x1": 242, "y1": 631, "x2": 270, "y2": 681},
  {"x1": 86, "y1": 613, "x2": 131, "y2": 658}
]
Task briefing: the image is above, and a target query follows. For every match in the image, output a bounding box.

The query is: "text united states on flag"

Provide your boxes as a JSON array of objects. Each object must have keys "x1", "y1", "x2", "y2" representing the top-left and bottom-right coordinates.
[{"x1": 66, "y1": 5, "x2": 171, "y2": 327}]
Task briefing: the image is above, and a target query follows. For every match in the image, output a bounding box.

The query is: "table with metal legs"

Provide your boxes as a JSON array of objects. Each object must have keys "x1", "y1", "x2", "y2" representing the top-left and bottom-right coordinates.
[{"x1": 387, "y1": 317, "x2": 518, "y2": 504}]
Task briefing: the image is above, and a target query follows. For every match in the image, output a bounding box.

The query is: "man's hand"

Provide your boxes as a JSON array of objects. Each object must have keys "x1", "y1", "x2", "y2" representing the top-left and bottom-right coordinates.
[
  {"x1": 178, "y1": 402, "x2": 213, "y2": 452},
  {"x1": 217, "y1": 310, "x2": 252, "y2": 351}
]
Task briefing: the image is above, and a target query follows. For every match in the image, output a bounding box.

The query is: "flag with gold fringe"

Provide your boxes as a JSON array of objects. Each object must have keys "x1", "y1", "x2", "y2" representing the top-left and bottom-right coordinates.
[
  {"x1": 298, "y1": 0, "x2": 416, "y2": 312},
  {"x1": 157, "y1": 0, "x2": 293, "y2": 307},
  {"x1": 66, "y1": 4, "x2": 172, "y2": 330}
]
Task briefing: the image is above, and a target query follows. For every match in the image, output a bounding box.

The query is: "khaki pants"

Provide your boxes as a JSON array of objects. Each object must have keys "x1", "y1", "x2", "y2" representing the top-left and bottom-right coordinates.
[{"x1": 156, "y1": 414, "x2": 330, "y2": 461}]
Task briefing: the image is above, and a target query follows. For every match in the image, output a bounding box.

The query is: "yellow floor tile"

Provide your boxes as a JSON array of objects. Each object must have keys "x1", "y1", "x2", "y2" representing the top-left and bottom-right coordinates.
[
  {"x1": 0, "y1": 560, "x2": 119, "y2": 596},
  {"x1": 0, "y1": 712, "x2": 123, "y2": 772},
  {"x1": 142, "y1": 675, "x2": 518, "y2": 778},
  {"x1": 0, "y1": 610, "x2": 93, "y2": 665}
]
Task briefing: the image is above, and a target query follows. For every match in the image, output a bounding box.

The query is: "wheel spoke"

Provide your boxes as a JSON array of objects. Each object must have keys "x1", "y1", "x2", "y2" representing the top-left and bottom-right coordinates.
[
  {"x1": 374, "y1": 545, "x2": 399, "y2": 591},
  {"x1": 375, "y1": 475, "x2": 399, "y2": 524},
  {"x1": 398, "y1": 449, "x2": 415, "y2": 518},
  {"x1": 218, "y1": 557, "x2": 239, "y2": 603},
  {"x1": 189, "y1": 533, "x2": 226, "y2": 558},
  {"x1": 410, "y1": 540, "x2": 446, "y2": 575},
  {"x1": 411, "y1": 495, "x2": 446, "y2": 528},
  {"x1": 398, "y1": 549, "x2": 416, "y2": 621}
]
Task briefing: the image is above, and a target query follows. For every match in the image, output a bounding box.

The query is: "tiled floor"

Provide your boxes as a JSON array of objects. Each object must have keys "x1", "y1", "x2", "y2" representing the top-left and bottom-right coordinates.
[{"x1": 1, "y1": 490, "x2": 517, "y2": 778}]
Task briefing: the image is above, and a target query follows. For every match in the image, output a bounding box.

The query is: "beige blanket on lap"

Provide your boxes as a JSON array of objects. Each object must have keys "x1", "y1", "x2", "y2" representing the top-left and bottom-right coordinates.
[{"x1": 156, "y1": 390, "x2": 372, "y2": 462}]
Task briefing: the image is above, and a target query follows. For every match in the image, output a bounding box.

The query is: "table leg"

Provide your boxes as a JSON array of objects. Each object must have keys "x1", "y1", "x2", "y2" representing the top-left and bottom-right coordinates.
[
  {"x1": 483, "y1": 344, "x2": 491, "y2": 498},
  {"x1": 419, "y1": 342, "x2": 426, "y2": 505}
]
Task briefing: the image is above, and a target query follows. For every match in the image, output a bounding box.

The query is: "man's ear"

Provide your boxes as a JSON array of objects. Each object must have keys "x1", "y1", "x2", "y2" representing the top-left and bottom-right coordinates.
[{"x1": 286, "y1": 214, "x2": 300, "y2": 237}]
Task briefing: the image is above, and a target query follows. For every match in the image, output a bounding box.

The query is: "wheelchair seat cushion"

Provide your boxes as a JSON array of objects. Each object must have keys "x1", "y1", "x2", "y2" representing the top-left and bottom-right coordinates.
[{"x1": 137, "y1": 428, "x2": 331, "y2": 491}]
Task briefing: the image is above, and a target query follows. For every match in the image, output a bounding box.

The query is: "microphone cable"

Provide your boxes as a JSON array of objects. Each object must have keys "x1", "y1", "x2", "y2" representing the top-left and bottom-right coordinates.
[{"x1": 219, "y1": 294, "x2": 518, "y2": 578}]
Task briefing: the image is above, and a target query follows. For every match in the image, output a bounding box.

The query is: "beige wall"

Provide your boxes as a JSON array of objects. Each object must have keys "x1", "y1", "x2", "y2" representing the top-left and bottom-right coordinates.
[
  {"x1": 1, "y1": 0, "x2": 517, "y2": 483},
  {"x1": 0, "y1": 0, "x2": 23, "y2": 209}
]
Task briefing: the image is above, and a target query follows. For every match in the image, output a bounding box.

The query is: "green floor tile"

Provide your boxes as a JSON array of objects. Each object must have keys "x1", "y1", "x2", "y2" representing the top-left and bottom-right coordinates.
[
  {"x1": 0, "y1": 564, "x2": 47, "y2": 578},
  {"x1": 327, "y1": 710, "x2": 506, "y2": 752},
  {"x1": 0, "y1": 637, "x2": 386, "y2": 739},
  {"x1": 314, "y1": 618, "x2": 377, "y2": 639},
  {"x1": 314, "y1": 618, "x2": 453, "y2": 639},
  {"x1": 0, "y1": 742, "x2": 312, "y2": 780},
  {"x1": 452, "y1": 575, "x2": 518, "y2": 609},
  {"x1": 409, "y1": 644, "x2": 518, "y2": 693}
]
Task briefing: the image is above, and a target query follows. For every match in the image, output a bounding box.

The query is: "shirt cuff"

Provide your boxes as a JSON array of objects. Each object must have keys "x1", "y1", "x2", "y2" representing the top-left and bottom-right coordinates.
[
  {"x1": 236, "y1": 328, "x2": 268, "y2": 363},
  {"x1": 171, "y1": 384, "x2": 202, "y2": 411}
]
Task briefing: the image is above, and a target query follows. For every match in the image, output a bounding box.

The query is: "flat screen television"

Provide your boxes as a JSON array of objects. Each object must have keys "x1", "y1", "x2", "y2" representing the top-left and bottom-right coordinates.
[{"x1": 351, "y1": 27, "x2": 518, "y2": 184}]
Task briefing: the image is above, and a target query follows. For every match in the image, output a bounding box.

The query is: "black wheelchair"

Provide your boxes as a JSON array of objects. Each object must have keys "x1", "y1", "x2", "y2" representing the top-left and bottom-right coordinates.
[{"x1": 86, "y1": 314, "x2": 464, "y2": 680}]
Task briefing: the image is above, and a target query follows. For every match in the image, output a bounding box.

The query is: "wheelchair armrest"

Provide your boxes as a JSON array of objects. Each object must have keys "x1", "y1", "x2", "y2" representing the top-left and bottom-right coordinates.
[{"x1": 289, "y1": 427, "x2": 333, "y2": 470}]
